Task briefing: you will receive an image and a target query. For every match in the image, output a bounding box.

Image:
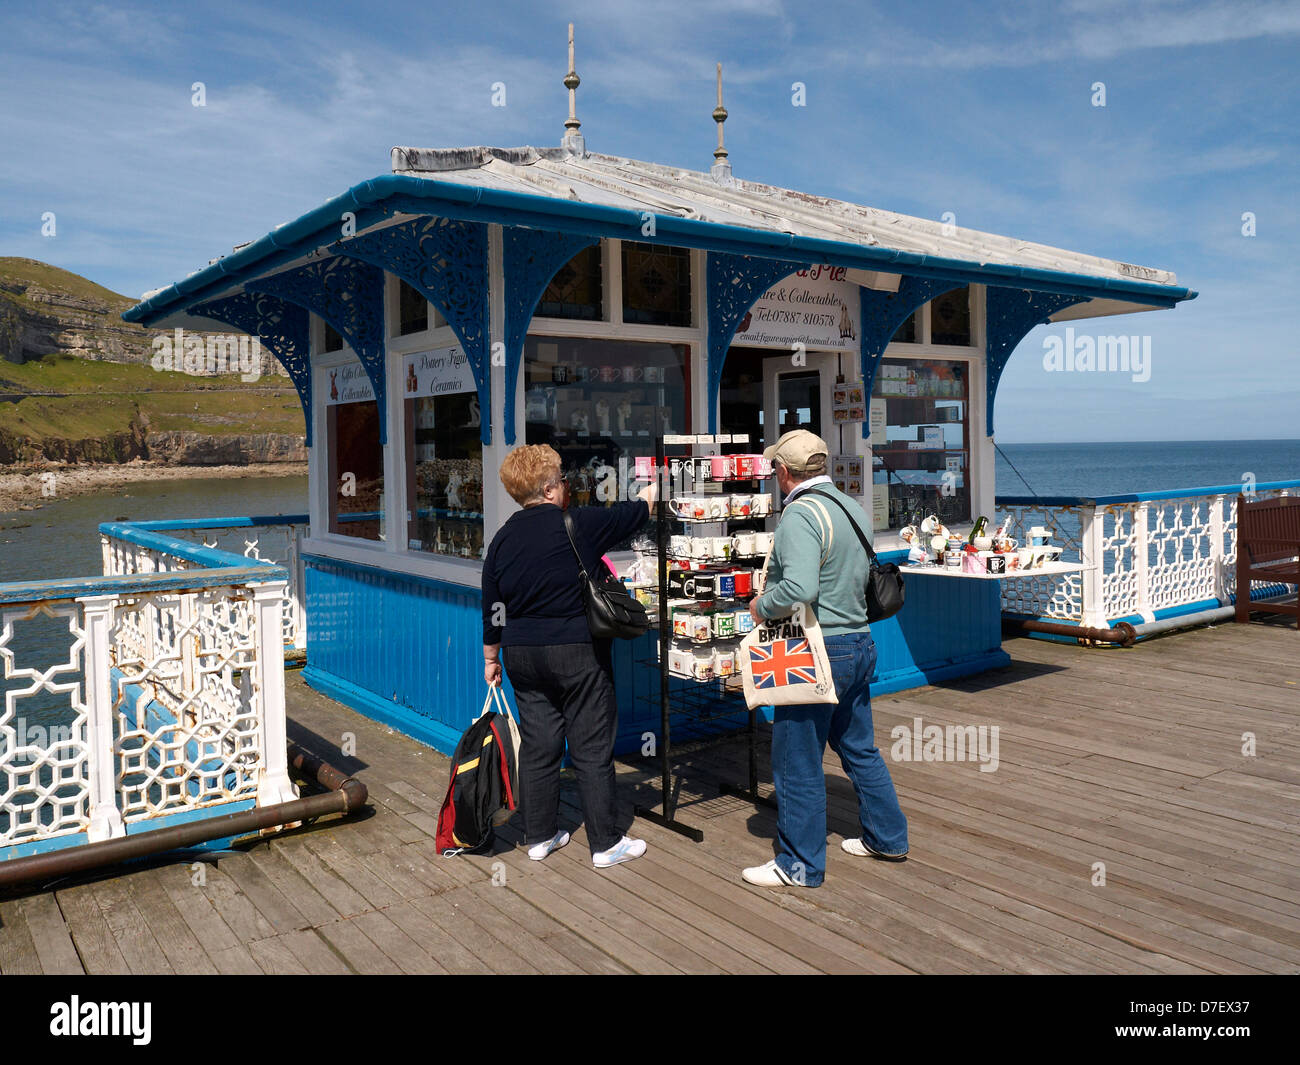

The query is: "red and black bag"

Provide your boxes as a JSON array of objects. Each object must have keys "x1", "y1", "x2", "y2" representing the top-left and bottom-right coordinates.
[{"x1": 437, "y1": 688, "x2": 520, "y2": 856}]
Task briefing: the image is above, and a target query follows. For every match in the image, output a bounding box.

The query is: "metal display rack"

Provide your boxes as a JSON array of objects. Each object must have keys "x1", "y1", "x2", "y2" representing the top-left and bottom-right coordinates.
[{"x1": 633, "y1": 433, "x2": 777, "y2": 842}]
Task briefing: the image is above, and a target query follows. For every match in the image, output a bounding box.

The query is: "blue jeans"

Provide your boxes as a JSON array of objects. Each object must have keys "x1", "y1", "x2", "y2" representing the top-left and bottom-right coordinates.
[{"x1": 771, "y1": 632, "x2": 908, "y2": 886}]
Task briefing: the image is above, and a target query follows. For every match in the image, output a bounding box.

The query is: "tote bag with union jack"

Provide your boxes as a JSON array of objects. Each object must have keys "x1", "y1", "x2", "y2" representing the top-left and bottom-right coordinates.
[{"x1": 739, "y1": 517, "x2": 838, "y2": 709}]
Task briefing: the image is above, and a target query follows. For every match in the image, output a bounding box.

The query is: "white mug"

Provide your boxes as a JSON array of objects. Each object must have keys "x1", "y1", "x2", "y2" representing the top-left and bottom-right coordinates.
[
  {"x1": 710, "y1": 536, "x2": 733, "y2": 561},
  {"x1": 732, "y1": 532, "x2": 758, "y2": 556},
  {"x1": 689, "y1": 537, "x2": 712, "y2": 559},
  {"x1": 751, "y1": 494, "x2": 772, "y2": 517},
  {"x1": 669, "y1": 534, "x2": 691, "y2": 557},
  {"x1": 755, "y1": 531, "x2": 775, "y2": 554}
]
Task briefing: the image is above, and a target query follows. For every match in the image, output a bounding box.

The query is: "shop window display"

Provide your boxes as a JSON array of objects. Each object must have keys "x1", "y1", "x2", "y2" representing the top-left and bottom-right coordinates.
[
  {"x1": 871, "y1": 357, "x2": 971, "y2": 532},
  {"x1": 524, "y1": 335, "x2": 688, "y2": 542},
  {"x1": 403, "y1": 346, "x2": 484, "y2": 558},
  {"x1": 324, "y1": 361, "x2": 385, "y2": 542}
]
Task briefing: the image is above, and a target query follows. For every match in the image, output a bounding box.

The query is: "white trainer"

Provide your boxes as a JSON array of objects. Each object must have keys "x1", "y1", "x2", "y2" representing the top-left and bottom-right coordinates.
[
  {"x1": 592, "y1": 835, "x2": 646, "y2": 868},
  {"x1": 741, "y1": 859, "x2": 798, "y2": 887},
  {"x1": 841, "y1": 837, "x2": 908, "y2": 862},
  {"x1": 528, "y1": 830, "x2": 570, "y2": 861}
]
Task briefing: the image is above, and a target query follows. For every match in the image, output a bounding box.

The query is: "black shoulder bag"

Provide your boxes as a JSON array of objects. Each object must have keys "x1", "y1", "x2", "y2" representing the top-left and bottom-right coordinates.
[
  {"x1": 562, "y1": 510, "x2": 650, "y2": 640},
  {"x1": 806, "y1": 489, "x2": 905, "y2": 623}
]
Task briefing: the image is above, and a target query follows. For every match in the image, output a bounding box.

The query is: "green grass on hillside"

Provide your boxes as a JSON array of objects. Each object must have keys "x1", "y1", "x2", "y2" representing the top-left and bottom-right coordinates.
[
  {"x1": 0, "y1": 257, "x2": 133, "y2": 309},
  {"x1": 0, "y1": 351, "x2": 286, "y2": 395},
  {"x1": 2, "y1": 386, "x2": 304, "y2": 440}
]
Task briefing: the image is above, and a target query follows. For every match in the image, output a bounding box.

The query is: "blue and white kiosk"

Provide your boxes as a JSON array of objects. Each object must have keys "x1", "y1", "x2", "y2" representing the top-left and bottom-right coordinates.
[{"x1": 123, "y1": 62, "x2": 1195, "y2": 755}]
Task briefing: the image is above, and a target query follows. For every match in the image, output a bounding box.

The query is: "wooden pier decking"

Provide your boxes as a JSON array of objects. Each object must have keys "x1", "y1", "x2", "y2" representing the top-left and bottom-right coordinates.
[{"x1": 2, "y1": 617, "x2": 1297, "y2": 975}]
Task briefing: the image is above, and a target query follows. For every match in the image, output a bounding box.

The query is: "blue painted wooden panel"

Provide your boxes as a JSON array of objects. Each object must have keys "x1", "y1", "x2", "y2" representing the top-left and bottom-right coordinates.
[{"x1": 301, "y1": 553, "x2": 1007, "y2": 756}]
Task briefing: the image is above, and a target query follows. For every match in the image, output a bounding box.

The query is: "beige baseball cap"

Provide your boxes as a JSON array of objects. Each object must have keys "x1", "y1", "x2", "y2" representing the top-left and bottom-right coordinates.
[{"x1": 763, "y1": 429, "x2": 830, "y2": 473}]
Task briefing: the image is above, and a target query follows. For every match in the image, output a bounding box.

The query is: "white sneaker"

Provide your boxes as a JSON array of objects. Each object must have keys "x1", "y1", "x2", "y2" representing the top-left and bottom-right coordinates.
[
  {"x1": 592, "y1": 835, "x2": 646, "y2": 868},
  {"x1": 841, "y1": 837, "x2": 908, "y2": 862},
  {"x1": 741, "y1": 859, "x2": 798, "y2": 887},
  {"x1": 528, "y1": 830, "x2": 570, "y2": 861}
]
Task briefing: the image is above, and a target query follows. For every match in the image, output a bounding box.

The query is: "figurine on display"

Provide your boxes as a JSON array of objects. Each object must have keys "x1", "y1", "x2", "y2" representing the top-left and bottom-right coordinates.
[
  {"x1": 446, "y1": 470, "x2": 464, "y2": 512},
  {"x1": 594, "y1": 398, "x2": 611, "y2": 435},
  {"x1": 616, "y1": 398, "x2": 633, "y2": 434},
  {"x1": 570, "y1": 408, "x2": 590, "y2": 435}
]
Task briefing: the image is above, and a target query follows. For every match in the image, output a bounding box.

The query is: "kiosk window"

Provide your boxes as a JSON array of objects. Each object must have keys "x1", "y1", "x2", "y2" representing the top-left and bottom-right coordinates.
[
  {"x1": 325, "y1": 366, "x2": 385, "y2": 542},
  {"x1": 537, "y1": 245, "x2": 603, "y2": 321},
  {"x1": 622, "y1": 243, "x2": 692, "y2": 328},
  {"x1": 871, "y1": 357, "x2": 971, "y2": 531},
  {"x1": 524, "y1": 335, "x2": 688, "y2": 545},
  {"x1": 929, "y1": 287, "x2": 972, "y2": 347},
  {"x1": 402, "y1": 346, "x2": 484, "y2": 559}
]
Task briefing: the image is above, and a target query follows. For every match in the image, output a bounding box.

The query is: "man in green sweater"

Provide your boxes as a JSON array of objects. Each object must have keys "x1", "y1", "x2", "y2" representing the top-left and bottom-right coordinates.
[{"x1": 742, "y1": 430, "x2": 909, "y2": 887}]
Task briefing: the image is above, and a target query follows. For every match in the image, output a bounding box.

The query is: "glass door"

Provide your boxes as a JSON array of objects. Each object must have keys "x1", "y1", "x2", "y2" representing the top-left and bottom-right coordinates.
[{"x1": 761, "y1": 353, "x2": 837, "y2": 511}]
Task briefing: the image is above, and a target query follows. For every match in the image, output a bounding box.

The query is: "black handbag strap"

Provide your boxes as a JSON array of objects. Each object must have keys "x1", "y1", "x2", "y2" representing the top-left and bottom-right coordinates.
[
  {"x1": 561, "y1": 509, "x2": 594, "y2": 580},
  {"x1": 803, "y1": 488, "x2": 879, "y2": 565}
]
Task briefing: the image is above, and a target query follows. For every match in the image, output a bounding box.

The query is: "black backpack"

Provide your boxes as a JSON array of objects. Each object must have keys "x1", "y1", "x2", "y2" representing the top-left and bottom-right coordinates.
[{"x1": 436, "y1": 709, "x2": 519, "y2": 856}]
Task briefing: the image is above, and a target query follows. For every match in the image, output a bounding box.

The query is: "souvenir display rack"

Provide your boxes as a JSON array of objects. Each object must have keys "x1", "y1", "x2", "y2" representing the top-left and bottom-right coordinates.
[{"x1": 632, "y1": 432, "x2": 778, "y2": 842}]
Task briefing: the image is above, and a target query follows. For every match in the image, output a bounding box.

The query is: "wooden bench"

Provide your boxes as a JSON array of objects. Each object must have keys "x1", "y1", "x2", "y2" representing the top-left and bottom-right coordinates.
[{"x1": 1235, "y1": 493, "x2": 1300, "y2": 628}]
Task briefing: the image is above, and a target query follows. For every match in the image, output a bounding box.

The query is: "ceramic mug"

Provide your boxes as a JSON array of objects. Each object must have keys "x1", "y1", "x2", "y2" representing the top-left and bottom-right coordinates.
[
  {"x1": 668, "y1": 645, "x2": 694, "y2": 676},
  {"x1": 734, "y1": 454, "x2": 755, "y2": 478},
  {"x1": 691, "y1": 649, "x2": 715, "y2": 681},
  {"x1": 716, "y1": 572, "x2": 736, "y2": 599},
  {"x1": 732, "y1": 532, "x2": 758, "y2": 556},
  {"x1": 735, "y1": 609, "x2": 755, "y2": 634},
  {"x1": 754, "y1": 455, "x2": 773, "y2": 477},
  {"x1": 712, "y1": 646, "x2": 735, "y2": 677},
  {"x1": 752, "y1": 569, "x2": 768, "y2": 595},
  {"x1": 751, "y1": 494, "x2": 772, "y2": 517},
  {"x1": 732, "y1": 569, "x2": 753, "y2": 597},
  {"x1": 552, "y1": 364, "x2": 569, "y2": 384},
  {"x1": 622, "y1": 365, "x2": 644, "y2": 383},
  {"x1": 672, "y1": 609, "x2": 694, "y2": 638},
  {"x1": 689, "y1": 537, "x2": 712, "y2": 560},
  {"x1": 669, "y1": 534, "x2": 691, "y2": 557},
  {"x1": 730, "y1": 493, "x2": 752, "y2": 518},
  {"x1": 644, "y1": 365, "x2": 664, "y2": 383},
  {"x1": 712, "y1": 610, "x2": 737, "y2": 638},
  {"x1": 685, "y1": 573, "x2": 716, "y2": 600},
  {"x1": 755, "y1": 531, "x2": 775, "y2": 554},
  {"x1": 710, "y1": 455, "x2": 735, "y2": 480},
  {"x1": 689, "y1": 614, "x2": 713, "y2": 643},
  {"x1": 599, "y1": 366, "x2": 620, "y2": 383},
  {"x1": 710, "y1": 536, "x2": 733, "y2": 561}
]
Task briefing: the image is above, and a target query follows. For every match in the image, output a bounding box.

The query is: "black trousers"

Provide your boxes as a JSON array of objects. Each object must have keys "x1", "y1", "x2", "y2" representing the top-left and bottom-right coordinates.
[{"x1": 500, "y1": 640, "x2": 622, "y2": 855}]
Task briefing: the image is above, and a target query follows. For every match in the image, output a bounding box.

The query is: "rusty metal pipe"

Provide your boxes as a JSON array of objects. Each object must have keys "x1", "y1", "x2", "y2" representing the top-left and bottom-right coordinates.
[
  {"x1": 1003, "y1": 617, "x2": 1138, "y2": 647},
  {"x1": 0, "y1": 744, "x2": 367, "y2": 891}
]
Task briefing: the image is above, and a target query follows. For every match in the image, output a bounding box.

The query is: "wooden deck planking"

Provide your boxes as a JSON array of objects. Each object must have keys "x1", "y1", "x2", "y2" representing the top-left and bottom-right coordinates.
[{"x1": 1, "y1": 620, "x2": 1296, "y2": 974}]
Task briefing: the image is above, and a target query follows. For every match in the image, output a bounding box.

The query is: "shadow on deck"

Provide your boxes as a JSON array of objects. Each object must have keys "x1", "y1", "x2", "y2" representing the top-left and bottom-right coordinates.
[{"x1": 2, "y1": 617, "x2": 1297, "y2": 974}]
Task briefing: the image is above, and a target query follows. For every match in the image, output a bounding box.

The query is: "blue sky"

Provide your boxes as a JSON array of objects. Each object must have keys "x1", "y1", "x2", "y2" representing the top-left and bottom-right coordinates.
[{"x1": 2, "y1": 0, "x2": 1297, "y2": 442}]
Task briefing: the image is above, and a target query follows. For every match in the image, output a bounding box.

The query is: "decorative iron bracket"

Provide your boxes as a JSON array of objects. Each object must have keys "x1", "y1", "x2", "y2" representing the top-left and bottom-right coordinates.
[
  {"x1": 192, "y1": 292, "x2": 313, "y2": 445},
  {"x1": 705, "y1": 252, "x2": 811, "y2": 433},
  {"x1": 857, "y1": 277, "x2": 964, "y2": 438},
  {"x1": 984, "y1": 288, "x2": 1085, "y2": 437},
  {"x1": 501, "y1": 229, "x2": 599, "y2": 445},
  {"x1": 334, "y1": 217, "x2": 491, "y2": 444},
  {"x1": 248, "y1": 256, "x2": 389, "y2": 443}
]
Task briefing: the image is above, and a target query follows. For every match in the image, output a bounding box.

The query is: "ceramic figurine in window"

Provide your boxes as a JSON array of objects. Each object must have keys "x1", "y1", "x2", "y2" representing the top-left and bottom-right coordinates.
[
  {"x1": 838, "y1": 302, "x2": 856, "y2": 341},
  {"x1": 570, "y1": 407, "x2": 590, "y2": 435},
  {"x1": 446, "y1": 469, "x2": 464, "y2": 512},
  {"x1": 526, "y1": 385, "x2": 549, "y2": 423},
  {"x1": 466, "y1": 396, "x2": 481, "y2": 429},
  {"x1": 616, "y1": 398, "x2": 633, "y2": 434},
  {"x1": 574, "y1": 465, "x2": 592, "y2": 505},
  {"x1": 594, "y1": 397, "x2": 611, "y2": 435},
  {"x1": 406, "y1": 363, "x2": 418, "y2": 393},
  {"x1": 435, "y1": 522, "x2": 448, "y2": 553}
]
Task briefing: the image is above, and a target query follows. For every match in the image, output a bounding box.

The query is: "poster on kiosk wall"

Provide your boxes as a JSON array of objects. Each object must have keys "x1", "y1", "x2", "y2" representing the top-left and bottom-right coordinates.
[{"x1": 729, "y1": 266, "x2": 861, "y2": 352}]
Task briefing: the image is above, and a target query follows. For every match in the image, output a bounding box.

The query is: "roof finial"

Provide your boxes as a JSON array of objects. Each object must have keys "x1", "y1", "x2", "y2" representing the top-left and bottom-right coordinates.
[
  {"x1": 711, "y1": 62, "x2": 733, "y2": 185},
  {"x1": 562, "y1": 23, "x2": 586, "y2": 158}
]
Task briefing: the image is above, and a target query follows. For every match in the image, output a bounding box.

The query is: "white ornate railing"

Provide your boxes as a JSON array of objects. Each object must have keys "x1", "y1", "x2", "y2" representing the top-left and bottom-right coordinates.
[
  {"x1": 1, "y1": 524, "x2": 297, "y2": 859},
  {"x1": 997, "y1": 480, "x2": 1299, "y2": 629},
  {"x1": 102, "y1": 516, "x2": 308, "y2": 652}
]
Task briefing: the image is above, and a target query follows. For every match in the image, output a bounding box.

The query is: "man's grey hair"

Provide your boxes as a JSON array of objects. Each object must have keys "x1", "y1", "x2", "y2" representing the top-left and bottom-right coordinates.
[{"x1": 777, "y1": 456, "x2": 828, "y2": 482}]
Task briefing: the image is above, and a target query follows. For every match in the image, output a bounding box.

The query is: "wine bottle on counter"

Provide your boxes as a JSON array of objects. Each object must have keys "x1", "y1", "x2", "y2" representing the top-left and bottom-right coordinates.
[{"x1": 968, "y1": 515, "x2": 988, "y2": 545}]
